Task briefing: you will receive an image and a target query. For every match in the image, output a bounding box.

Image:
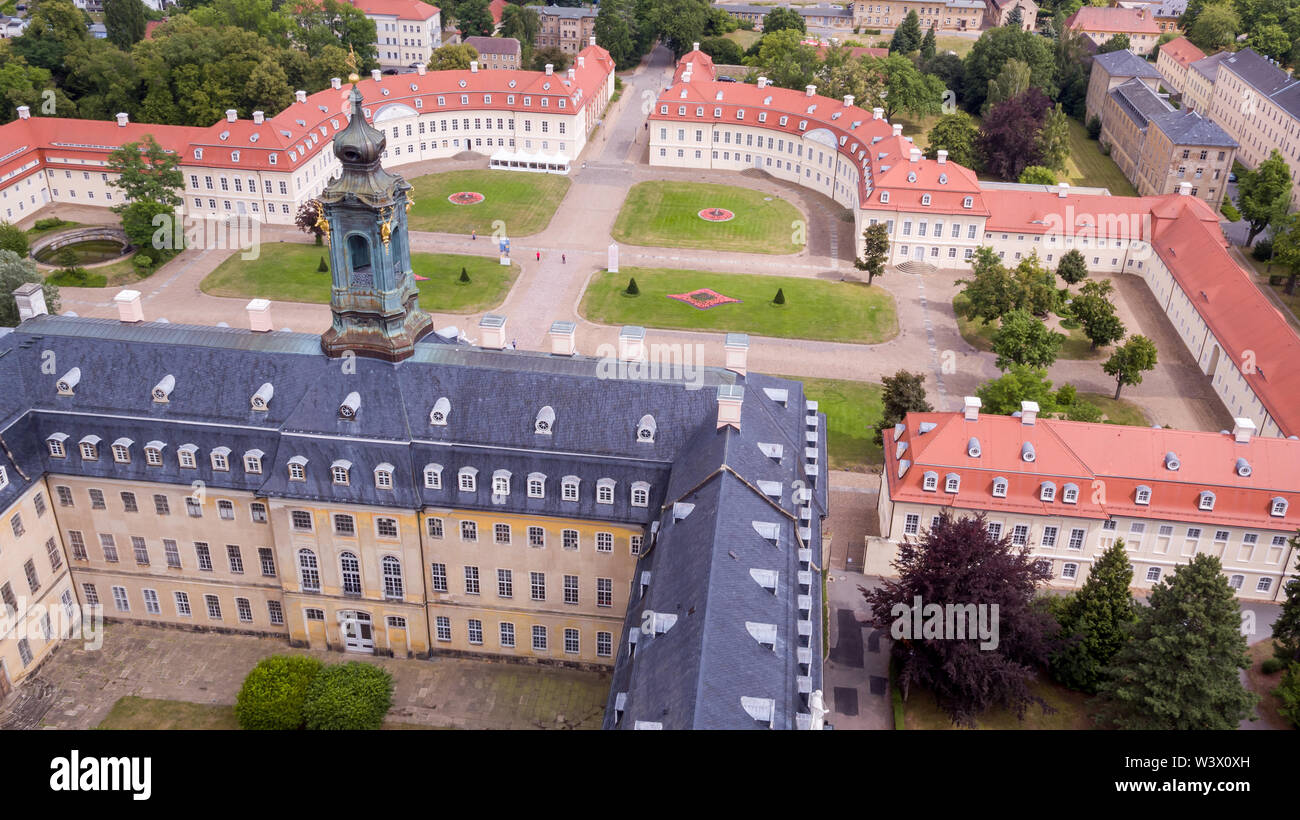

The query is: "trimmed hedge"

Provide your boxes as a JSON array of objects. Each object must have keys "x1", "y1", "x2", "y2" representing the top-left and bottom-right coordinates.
[
  {"x1": 302, "y1": 661, "x2": 394, "y2": 730},
  {"x1": 235, "y1": 655, "x2": 325, "y2": 730}
]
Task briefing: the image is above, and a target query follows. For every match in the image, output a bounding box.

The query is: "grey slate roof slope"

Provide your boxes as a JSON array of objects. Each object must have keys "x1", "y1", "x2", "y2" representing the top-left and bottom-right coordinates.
[
  {"x1": 1190, "y1": 50, "x2": 1228, "y2": 82},
  {"x1": 0, "y1": 329, "x2": 41, "y2": 513},
  {"x1": 1110, "y1": 76, "x2": 1173, "y2": 130},
  {"x1": 603, "y1": 381, "x2": 828, "y2": 730},
  {"x1": 1092, "y1": 49, "x2": 1162, "y2": 80},
  {"x1": 1220, "y1": 47, "x2": 1300, "y2": 109},
  {"x1": 1151, "y1": 108, "x2": 1238, "y2": 147},
  {"x1": 538, "y1": 4, "x2": 597, "y2": 18}
]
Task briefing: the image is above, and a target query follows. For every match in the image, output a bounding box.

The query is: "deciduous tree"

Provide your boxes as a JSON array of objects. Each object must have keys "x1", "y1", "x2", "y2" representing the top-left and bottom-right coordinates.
[
  {"x1": 1237, "y1": 149, "x2": 1292, "y2": 245},
  {"x1": 978, "y1": 87, "x2": 1052, "y2": 180},
  {"x1": 1069, "y1": 278, "x2": 1126, "y2": 349},
  {"x1": 0, "y1": 250, "x2": 59, "y2": 327},
  {"x1": 992, "y1": 309, "x2": 1064, "y2": 370},
  {"x1": 762, "y1": 6, "x2": 805, "y2": 35},
  {"x1": 925, "y1": 111, "x2": 980, "y2": 168},
  {"x1": 961, "y1": 23, "x2": 1056, "y2": 113},
  {"x1": 976, "y1": 364, "x2": 1056, "y2": 415},
  {"x1": 1102, "y1": 334, "x2": 1157, "y2": 399},
  {"x1": 1056, "y1": 248, "x2": 1088, "y2": 285},
  {"x1": 854, "y1": 221, "x2": 890, "y2": 285},
  {"x1": 455, "y1": 0, "x2": 496, "y2": 38},
  {"x1": 104, "y1": 0, "x2": 147, "y2": 50},
  {"x1": 872, "y1": 370, "x2": 932, "y2": 444},
  {"x1": 106, "y1": 134, "x2": 184, "y2": 208}
]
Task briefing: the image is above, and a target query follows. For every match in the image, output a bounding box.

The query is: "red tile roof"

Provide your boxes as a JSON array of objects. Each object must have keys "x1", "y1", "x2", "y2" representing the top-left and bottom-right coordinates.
[
  {"x1": 1066, "y1": 6, "x2": 1162, "y2": 34},
  {"x1": 490, "y1": 0, "x2": 507, "y2": 24},
  {"x1": 346, "y1": 0, "x2": 440, "y2": 20},
  {"x1": 1159, "y1": 36, "x2": 1206, "y2": 69},
  {"x1": 885, "y1": 412, "x2": 1300, "y2": 530}
]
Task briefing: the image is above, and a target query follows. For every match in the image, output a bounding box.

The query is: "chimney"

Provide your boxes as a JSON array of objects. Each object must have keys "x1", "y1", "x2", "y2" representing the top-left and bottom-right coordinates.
[
  {"x1": 909, "y1": 147, "x2": 921, "y2": 163},
  {"x1": 805, "y1": 84, "x2": 816, "y2": 97},
  {"x1": 891, "y1": 123, "x2": 902, "y2": 137},
  {"x1": 843, "y1": 94, "x2": 854, "y2": 107},
  {"x1": 416, "y1": 63, "x2": 426, "y2": 76},
  {"x1": 567, "y1": 68, "x2": 575, "y2": 81},
  {"x1": 471, "y1": 60, "x2": 479, "y2": 73},
  {"x1": 16, "y1": 106, "x2": 30, "y2": 120},
  {"x1": 224, "y1": 109, "x2": 237, "y2": 123},
  {"x1": 1178, "y1": 181, "x2": 1192, "y2": 195},
  {"x1": 1232, "y1": 417, "x2": 1256, "y2": 443},
  {"x1": 618, "y1": 325, "x2": 645, "y2": 362},
  {"x1": 252, "y1": 110, "x2": 264, "y2": 125},
  {"x1": 478, "y1": 314, "x2": 507, "y2": 349},
  {"x1": 295, "y1": 89, "x2": 307, "y2": 103},
  {"x1": 872, "y1": 107, "x2": 883, "y2": 119},
  {"x1": 1020, "y1": 400, "x2": 1039, "y2": 425},
  {"x1": 1057, "y1": 181, "x2": 1069, "y2": 198},
  {"x1": 724, "y1": 333, "x2": 749, "y2": 376},
  {"x1": 549, "y1": 320, "x2": 576, "y2": 356},
  {"x1": 937, "y1": 149, "x2": 948, "y2": 164},
  {"x1": 716, "y1": 385, "x2": 744, "y2": 430},
  {"x1": 545, "y1": 63, "x2": 554, "y2": 75},
  {"x1": 331, "y1": 77, "x2": 342, "y2": 89},
  {"x1": 11, "y1": 282, "x2": 47, "y2": 321},
  {"x1": 693, "y1": 42, "x2": 700, "y2": 52},
  {"x1": 963, "y1": 396, "x2": 981, "y2": 422},
  {"x1": 589, "y1": 36, "x2": 596, "y2": 47},
  {"x1": 116, "y1": 112, "x2": 129, "y2": 127},
  {"x1": 246, "y1": 298, "x2": 272, "y2": 332},
  {"x1": 114, "y1": 290, "x2": 144, "y2": 324},
  {"x1": 577, "y1": 55, "x2": 585, "y2": 68}
]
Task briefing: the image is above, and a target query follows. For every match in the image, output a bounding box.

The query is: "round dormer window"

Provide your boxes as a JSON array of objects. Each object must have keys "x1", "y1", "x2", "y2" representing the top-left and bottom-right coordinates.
[{"x1": 341, "y1": 148, "x2": 362, "y2": 162}]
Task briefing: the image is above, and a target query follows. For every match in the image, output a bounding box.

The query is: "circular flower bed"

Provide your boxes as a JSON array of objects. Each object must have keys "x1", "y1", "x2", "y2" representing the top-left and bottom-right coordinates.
[
  {"x1": 697, "y1": 207, "x2": 736, "y2": 222},
  {"x1": 448, "y1": 191, "x2": 486, "y2": 205}
]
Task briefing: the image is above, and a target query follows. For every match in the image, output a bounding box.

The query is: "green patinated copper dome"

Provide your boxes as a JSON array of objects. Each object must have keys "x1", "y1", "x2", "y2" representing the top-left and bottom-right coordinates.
[
  {"x1": 335, "y1": 86, "x2": 386, "y2": 166},
  {"x1": 320, "y1": 87, "x2": 408, "y2": 206}
]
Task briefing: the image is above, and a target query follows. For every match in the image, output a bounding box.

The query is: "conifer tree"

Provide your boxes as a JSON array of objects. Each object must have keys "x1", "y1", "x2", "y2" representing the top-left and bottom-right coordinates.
[{"x1": 1049, "y1": 540, "x2": 1137, "y2": 694}]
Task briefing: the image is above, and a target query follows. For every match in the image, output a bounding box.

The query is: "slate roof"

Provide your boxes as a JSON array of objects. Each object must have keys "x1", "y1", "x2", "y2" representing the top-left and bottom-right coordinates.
[
  {"x1": 0, "y1": 313, "x2": 826, "y2": 729},
  {"x1": 1092, "y1": 49, "x2": 1162, "y2": 79},
  {"x1": 1219, "y1": 48, "x2": 1300, "y2": 115},
  {"x1": 1151, "y1": 108, "x2": 1238, "y2": 147},
  {"x1": 1190, "y1": 50, "x2": 1229, "y2": 82},
  {"x1": 537, "y1": 4, "x2": 597, "y2": 18},
  {"x1": 1109, "y1": 77, "x2": 1173, "y2": 129}
]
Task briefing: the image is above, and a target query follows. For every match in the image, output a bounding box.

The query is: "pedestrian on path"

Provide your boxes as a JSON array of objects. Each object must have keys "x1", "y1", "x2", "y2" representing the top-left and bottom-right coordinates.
[
  {"x1": 536, "y1": 251, "x2": 541, "y2": 261},
  {"x1": 562, "y1": 253, "x2": 566, "y2": 264},
  {"x1": 471, "y1": 229, "x2": 476, "y2": 240},
  {"x1": 511, "y1": 339, "x2": 517, "y2": 349}
]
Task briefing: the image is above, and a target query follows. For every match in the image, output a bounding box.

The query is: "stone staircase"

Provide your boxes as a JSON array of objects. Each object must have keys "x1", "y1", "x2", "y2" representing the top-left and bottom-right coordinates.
[{"x1": 895, "y1": 259, "x2": 938, "y2": 276}]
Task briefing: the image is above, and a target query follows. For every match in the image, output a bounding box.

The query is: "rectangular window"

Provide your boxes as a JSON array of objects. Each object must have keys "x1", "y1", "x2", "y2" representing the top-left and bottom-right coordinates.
[
  {"x1": 227, "y1": 545, "x2": 244, "y2": 574},
  {"x1": 564, "y1": 628, "x2": 579, "y2": 655},
  {"x1": 499, "y1": 622, "x2": 515, "y2": 648},
  {"x1": 291, "y1": 511, "x2": 313, "y2": 531},
  {"x1": 1067, "y1": 528, "x2": 1086, "y2": 550},
  {"x1": 82, "y1": 583, "x2": 100, "y2": 606},
  {"x1": 89, "y1": 489, "x2": 106, "y2": 510},
  {"x1": 528, "y1": 526, "x2": 545, "y2": 548},
  {"x1": 258, "y1": 547, "x2": 275, "y2": 577},
  {"x1": 143, "y1": 589, "x2": 160, "y2": 615},
  {"x1": 334, "y1": 514, "x2": 355, "y2": 536},
  {"x1": 530, "y1": 571, "x2": 546, "y2": 601},
  {"x1": 1041, "y1": 526, "x2": 1058, "y2": 548},
  {"x1": 377, "y1": 518, "x2": 398, "y2": 538},
  {"x1": 596, "y1": 532, "x2": 613, "y2": 553},
  {"x1": 430, "y1": 563, "x2": 448, "y2": 592},
  {"x1": 464, "y1": 566, "x2": 480, "y2": 595},
  {"x1": 56, "y1": 486, "x2": 73, "y2": 507},
  {"x1": 164, "y1": 540, "x2": 181, "y2": 568},
  {"x1": 267, "y1": 601, "x2": 284, "y2": 625},
  {"x1": 46, "y1": 537, "x2": 62, "y2": 572},
  {"x1": 597, "y1": 577, "x2": 612, "y2": 608},
  {"x1": 434, "y1": 616, "x2": 451, "y2": 642},
  {"x1": 903, "y1": 514, "x2": 920, "y2": 535},
  {"x1": 468, "y1": 619, "x2": 483, "y2": 645},
  {"x1": 130, "y1": 537, "x2": 149, "y2": 566},
  {"x1": 195, "y1": 542, "x2": 213, "y2": 572},
  {"x1": 631, "y1": 535, "x2": 643, "y2": 556},
  {"x1": 427, "y1": 517, "x2": 444, "y2": 539},
  {"x1": 497, "y1": 569, "x2": 513, "y2": 598},
  {"x1": 68, "y1": 531, "x2": 87, "y2": 561},
  {"x1": 204, "y1": 595, "x2": 222, "y2": 620},
  {"x1": 112, "y1": 586, "x2": 129, "y2": 613},
  {"x1": 154, "y1": 494, "x2": 170, "y2": 515},
  {"x1": 494, "y1": 523, "x2": 511, "y2": 544},
  {"x1": 564, "y1": 574, "x2": 579, "y2": 605},
  {"x1": 186, "y1": 498, "x2": 202, "y2": 518},
  {"x1": 461, "y1": 520, "x2": 478, "y2": 541},
  {"x1": 236, "y1": 598, "x2": 253, "y2": 623},
  {"x1": 1011, "y1": 524, "x2": 1029, "y2": 547},
  {"x1": 597, "y1": 631, "x2": 612, "y2": 657},
  {"x1": 99, "y1": 534, "x2": 119, "y2": 563},
  {"x1": 250, "y1": 503, "x2": 268, "y2": 523},
  {"x1": 532, "y1": 625, "x2": 548, "y2": 651}
]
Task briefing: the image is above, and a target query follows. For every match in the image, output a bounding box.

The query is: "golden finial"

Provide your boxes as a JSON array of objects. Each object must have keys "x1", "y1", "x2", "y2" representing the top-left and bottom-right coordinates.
[
  {"x1": 346, "y1": 45, "x2": 360, "y2": 85},
  {"x1": 315, "y1": 200, "x2": 331, "y2": 244}
]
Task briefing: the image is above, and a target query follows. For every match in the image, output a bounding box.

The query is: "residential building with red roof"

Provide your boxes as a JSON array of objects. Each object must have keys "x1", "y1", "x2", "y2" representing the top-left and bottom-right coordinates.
[
  {"x1": 0, "y1": 42, "x2": 613, "y2": 225},
  {"x1": 1154, "y1": 35, "x2": 1205, "y2": 98},
  {"x1": 347, "y1": 0, "x2": 442, "y2": 68},
  {"x1": 1066, "y1": 6, "x2": 1163, "y2": 55},
  {"x1": 874, "y1": 403, "x2": 1300, "y2": 602}
]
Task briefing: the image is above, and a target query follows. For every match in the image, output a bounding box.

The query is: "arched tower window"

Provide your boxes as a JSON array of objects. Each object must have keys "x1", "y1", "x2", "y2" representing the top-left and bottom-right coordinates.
[{"x1": 347, "y1": 234, "x2": 371, "y2": 272}]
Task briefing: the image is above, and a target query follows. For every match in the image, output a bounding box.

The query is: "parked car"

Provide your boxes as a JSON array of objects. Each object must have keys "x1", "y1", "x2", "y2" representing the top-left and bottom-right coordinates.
[
  {"x1": 717, "y1": 75, "x2": 738, "y2": 83},
  {"x1": 1228, "y1": 172, "x2": 1238, "y2": 182}
]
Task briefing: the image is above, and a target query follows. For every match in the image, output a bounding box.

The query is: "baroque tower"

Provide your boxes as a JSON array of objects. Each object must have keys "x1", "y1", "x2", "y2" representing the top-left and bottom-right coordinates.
[{"x1": 319, "y1": 85, "x2": 434, "y2": 361}]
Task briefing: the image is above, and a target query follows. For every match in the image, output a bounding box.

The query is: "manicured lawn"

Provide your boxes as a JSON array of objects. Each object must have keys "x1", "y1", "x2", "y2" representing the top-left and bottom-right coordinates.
[
  {"x1": 778, "y1": 375, "x2": 884, "y2": 470},
  {"x1": 1079, "y1": 393, "x2": 1149, "y2": 426},
  {"x1": 201, "y1": 241, "x2": 518, "y2": 313},
  {"x1": 25, "y1": 219, "x2": 84, "y2": 239},
  {"x1": 904, "y1": 675, "x2": 1094, "y2": 729},
  {"x1": 582, "y1": 266, "x2": 898, "y2": 343},
  {"x1": 611, "y1": 181, "x2": 805, "y2": 255},
  {"x1": 893, "y1": 112, "x2": 942, "y2": 141},
  {"x1": 1064, "y1": 118, "x2": 1139, "y2": 196},
  {"x1": 953, "y1": 293, "x2": 996, "y2": 351},
  {"x1": 98, "y1": 696, "x2": 239, "y2": 730},
  {"x1": 934, "y1": 35, "x2": 977, "y2": 58},
  {"x1": 723, "y1": 29, "x2": 760, "y2": 50},
  {"x1": 406, "y1": 170, "x2": 570, "y2": 236},
  {"x1": 44, "y1": 252, "x2": 167, "y2": 288}
]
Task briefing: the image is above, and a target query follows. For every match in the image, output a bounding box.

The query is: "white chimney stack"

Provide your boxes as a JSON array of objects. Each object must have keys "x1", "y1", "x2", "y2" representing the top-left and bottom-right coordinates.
[
  {"x1": 805, "y1": 84, "x2": 816, "y2": 97},
  {"x1": 963, "y1": 396, "x2": 981, "y2": 422},
  {"x1": 589, "y1": 36, "x2": 596, "y2": 47},
  {"x1": 115, "y1": 290, "x2": 144, "y2": 324},
  {"x1": 11, "y1": 282, "x2": 47, "y2": 321},
  {"x1": 577, "y1": 55, "x2": 585, "y2": 68},
  {"x1": 909, "y1": 147, "x2": 921, "y2": 163},
  {"x1": 618, "y1": 325, "x2": 645, "y2": 362},
  {"x1": 116, "y1": 112, "x2": 129, "y2": 127},
  {"x1": 1178, "y1": 181, "x2": 1192, "y2": 195},
  {"x1": 872, "y1": 107, "x2": 883, "y2": 119},
  {"x1": 16, "y1": 106, "x2": 30, "y2": 120},
  {"x1": 1057, "y1": 181, "x2": 1069, "y2": 198},
  {"x1": 937, "y1": 149, "x2": 948, "y2": 164},
  {"x1": 295, "y1": 89, "x2": 307, "y2": 103},
  {"x1": 225, "y1": 109, "x2": 237, "y2": 123},
  {"x1": 891, "y1": 123, "x2": 902, "y2": 137},
  {"x1": 471, "y1": 60, "x2": 479, "y2": 73},
  {"x1": 478, "y1": 314, "x2": 508, "y2": 349},
  {"x1": 416, "y1": 63, "x2": 427, "y2": 76},
  {"x1": 693, "y1": 42, "x2": 700, "y2": 52},
  {"x1": 549, "y1": 320, "x2": 576, "y2": 356},
  {"x1": 1020, "y1": 400, "x2": 1039, "y2": 425},
  {"x1": 545, "y1": 63, "x2": 554, "y2": 75},
  {"x1": 567, "y1": 68, "x2": 575, "y2": 80},
  {"x1": 246, "y1": 298, "x2": 272, "y2": 332},
  {"x1": 1232, "y1": 417, "x2": 1257, "y2": 443},
  {"x1": 371, "y1": 69, "x2": 382, "y2": 82},
  {"x1": 724, "y1": 333, "x2": 749, "y2": 377},
  {"x1": 252, "y1": 110, "x2": 264, "y2": 124},
  {"x1": 331, "y1": 77, "x2": 342, "y2": 89},
  {"x1": 716, "y1": 385, "x2": 744, "y2": 430}
]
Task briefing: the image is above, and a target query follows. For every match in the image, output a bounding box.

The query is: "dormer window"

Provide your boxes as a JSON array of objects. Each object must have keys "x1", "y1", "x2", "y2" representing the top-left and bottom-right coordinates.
[
  {"x1": 992, "y1": 477, "x2": 1008, "y2": 498},
  {"x1": 596, "y1": 478, "x2": 615, "y2": 504},
  {"x1": 944, "y1": 473, "x2": 960, "y2": 493},
  {"x1": 243, "y1": 450, "x2": 263, "y2": 474},
  {"x1": 1199, "y1": 491, "x2": 1215, "y2": 511},
  {"x1": 562, "y1": 476, "x2": 580, "y2": 501},
  {"x1": 631, "y1": 481, "x2": 650, "y2": 507},
  {"x1": 939, "y1": 174, "x2": 948, "y2": 184},
  {"x1": 178, "y1": 444, "x2": 198, "y2": 469},
  {"x1": 1040, "y1": 482, "x2": 1056, "y2": 502},
  {"x1": 714, "y1": 106, "x2": 721, "y2": 117},
  {"x1": 907, "y1": 172, "x2": 917, "y2": 182},
  {"x1": 47, "y1": 433, "x2": 68, "y2": 458},
  {"x1": 1135, "y1": 485, "x2": 1151, "y2": 505},
  {"x1": 921, "y1": 193, "x2": 931, "y2": 206},
  {"x1": 430, "y1": 397, "x2": 450, "y2": 425},
  {"x1": 251, "y1": 383, "x2": 273, "y2": 411},
  {"x1": 210, "y1": 447, "x2": 230, "y2": 472},
  {"x1": 79, "y1": 436, "x2": 100, "y2": 461},
  {"x1": 331, "y1": 461, "x2": 351, "y2": 485},
  {"x1": 423, "y1": 463, "x2": 443, "y2": 489},
  {"x1": 1021, "y1": 442, "x2": 1036, "y2": 462},
  {"x1": 963, "y1": 196, "x2": 973, "y2": 208},
  {"x1": 338, "y1": 391, "x2": 360, "y2": 420},
  {"x1": 288, "y1": 456, "x2": 307, "y2": 481},
  {"x1": 1062, "y1": 483, "x2": 1079, "y2": 504},
  {"x1": 879, "y1": 191, "x2": 889, "y2": 204},
  {"x1": 194, "y1": 148, "x2": 203, "y2": 159},
  {"x1": 637, "y1": 414, "x2": 656, "y2": 443},
  {"x1": 528, "y1": 472, "x2": 545, "y2": 498},
  {"x1": 492, "y1": 470, "x2": 511, "y2": 496},
  {"x1": 922, "y1": 471, "x2": 938, "y2": 491},
  {"x1": 144, "y1": 442, "x2": 164, "y2": 466},
  {"x1": 459, "y1": 467, "x2": 478, "y2": 492},
  {"x1": 1271, "y1": 497, "x2": 1288, "y2": 517},
  {"x1": 111, "y1": 438, "x2": 132, "y2": 464},
  {"x1": 535, "y1": 405, "x2": 555, "y2": 435}
]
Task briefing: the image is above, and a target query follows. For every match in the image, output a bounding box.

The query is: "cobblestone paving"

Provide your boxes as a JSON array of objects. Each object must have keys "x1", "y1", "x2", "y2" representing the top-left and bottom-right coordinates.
[{"x1": 8, "y1": 623, "x2": 609, "y2": 730}]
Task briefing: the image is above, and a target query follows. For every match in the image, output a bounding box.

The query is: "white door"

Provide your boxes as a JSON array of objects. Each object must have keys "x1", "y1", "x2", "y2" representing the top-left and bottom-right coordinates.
[
  {"x1": 340, "y1": 611, "x2": 374, "y2": 653},
  {"x1": 914, "y1": 246, "x2": 925, "y2": 261}
]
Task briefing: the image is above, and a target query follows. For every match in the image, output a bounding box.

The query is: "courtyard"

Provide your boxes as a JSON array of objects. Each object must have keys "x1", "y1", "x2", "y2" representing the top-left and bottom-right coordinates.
[
  {"x1": 611, "y1": 181, "x2": 806, "y2": 254},
  {"x1": 406, "y1": 169, "x2": 570, "y2": 236}
]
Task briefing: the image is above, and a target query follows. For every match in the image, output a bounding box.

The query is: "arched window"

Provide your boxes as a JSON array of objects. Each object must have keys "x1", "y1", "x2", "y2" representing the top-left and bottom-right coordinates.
[
  {"x1": 631, "y1": 481, "x2": 650, "y2": 507},
  {"x1": 424, "y1": 463, "x2": 443, "y2": 489},
  {"x1": 493, "y1": 470, "x2": 511, "y2": 496},
  {"x1": 596, "y1": 478, "x2": 615, "y2": 504},
  {"x1": 347, "y1": 234, "x2": 371, "y2": 272},
  {"x1": 340, "y1": 552, "x2": 362, "y2": 596},
  {"x1": 382, "y1": 556, "x2": 404, "y2": 600},
  {"x1": 298, "y1": 549, "x2": 320, "y2": 593}
]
